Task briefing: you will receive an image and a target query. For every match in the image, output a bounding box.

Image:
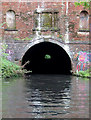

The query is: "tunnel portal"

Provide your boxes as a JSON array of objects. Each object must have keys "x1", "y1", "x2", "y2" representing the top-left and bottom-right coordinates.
[{"x1": 22, "y1": 42, "x2": 72, "y2": 74}]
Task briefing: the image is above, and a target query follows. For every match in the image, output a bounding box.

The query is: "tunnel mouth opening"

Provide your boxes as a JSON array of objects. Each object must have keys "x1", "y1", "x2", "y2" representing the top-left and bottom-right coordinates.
[{"x1": 22, "y1": 42, "x2": 72, "y2": 75}]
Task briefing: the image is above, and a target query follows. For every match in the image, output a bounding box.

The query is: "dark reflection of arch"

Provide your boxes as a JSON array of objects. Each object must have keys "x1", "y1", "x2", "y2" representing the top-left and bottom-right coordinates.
[
  {"x1": 25, "y1": 75, "x2": 71, "y2": 110},
  {"x1": 79, "y1": 10, "x2": 89, "y2": 31},
  {"x1": 24, "y1": 75, "x2": 72, "y2": 117},
  {"x1": 25, "y1": 75, "x2": 71, "y2": 92},
  {"x1": 22, "y1": 42, "x2": 72, "y2": 74}
]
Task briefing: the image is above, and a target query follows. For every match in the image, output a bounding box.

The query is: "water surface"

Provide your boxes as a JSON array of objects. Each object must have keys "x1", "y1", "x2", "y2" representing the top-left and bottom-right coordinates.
[{"x1": 2, "y1": 75, "x2": 89, "y2": 118}]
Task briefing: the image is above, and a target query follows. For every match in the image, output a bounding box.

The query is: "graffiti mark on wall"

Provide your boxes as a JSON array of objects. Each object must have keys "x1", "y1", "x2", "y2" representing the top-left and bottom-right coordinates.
[
  {"x1": 87, "y1": 53, "x2": 91, "y2": 62},
  {"x1": 74, "y1": 51, "x2": 91, "y2": 71}
]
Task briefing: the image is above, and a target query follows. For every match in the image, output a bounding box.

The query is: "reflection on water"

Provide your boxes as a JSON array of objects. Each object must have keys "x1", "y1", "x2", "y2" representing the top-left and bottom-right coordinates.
[{"x1": 2, "y1": 75, "x2": 89, "y2": 118}]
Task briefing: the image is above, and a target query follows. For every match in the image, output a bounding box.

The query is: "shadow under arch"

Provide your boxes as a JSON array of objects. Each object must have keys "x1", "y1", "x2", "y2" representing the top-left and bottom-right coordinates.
[{"x1": 22, "y1": 41, "x2": 72, "y2": 74}]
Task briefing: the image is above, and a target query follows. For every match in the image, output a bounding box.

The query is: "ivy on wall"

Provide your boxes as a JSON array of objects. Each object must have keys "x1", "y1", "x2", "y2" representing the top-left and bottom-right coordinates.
[{"x1": 75, "y1": 1, "x2": 91, "y2": 9}]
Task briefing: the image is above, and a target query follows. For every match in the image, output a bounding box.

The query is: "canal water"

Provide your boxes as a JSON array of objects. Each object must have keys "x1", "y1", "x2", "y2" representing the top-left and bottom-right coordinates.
[{"x1": 2, "y1": 75, "x2": 89, "y2": 118}]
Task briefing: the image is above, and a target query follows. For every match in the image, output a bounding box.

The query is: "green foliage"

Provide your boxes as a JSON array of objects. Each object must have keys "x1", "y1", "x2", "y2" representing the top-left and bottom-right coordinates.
[
  {"x1": 58, "y1": 34, "x2": 63, "y2": 38},
  {"x1": 74, "y1": 1, "x2": 90, "y2": 9},
  {"x1": 1, "y1": 43, "x2": 8, "y2": 58},
  {"x1": 14, "y1": 37, "x2": 32, "y2": 41},
  {"x1": 0, "y1": 22, "x2": 6, "y2": 28},
  {"x1": 1, "y1": 43, "x2": 24, "y2": 78},
  {"x1": 78, "y1": 69, "x2": 91, "y2": 78},
  {"x1": 0, "y1": 22, "x2": 6, "y2": 40},
  {"x1": 45, "y1": 54, "x2": 51, "y2": 59},
  {"x1": 1, "y1": 58, "x2": 21, "y2": 78},
  {"x1": 51, "y1": 27, "x2": 58, "y2": 31}
]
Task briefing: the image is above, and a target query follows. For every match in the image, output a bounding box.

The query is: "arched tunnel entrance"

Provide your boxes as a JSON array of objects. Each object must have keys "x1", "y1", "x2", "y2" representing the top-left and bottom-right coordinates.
[{"x1": 22, "y1": 42, "x2": 72, "y2": 74}]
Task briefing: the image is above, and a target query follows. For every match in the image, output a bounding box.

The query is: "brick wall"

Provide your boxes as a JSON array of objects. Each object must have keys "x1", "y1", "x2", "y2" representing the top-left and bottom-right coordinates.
[{"x1": 1, "y1": 2, "x2": 90, "y2": 41}]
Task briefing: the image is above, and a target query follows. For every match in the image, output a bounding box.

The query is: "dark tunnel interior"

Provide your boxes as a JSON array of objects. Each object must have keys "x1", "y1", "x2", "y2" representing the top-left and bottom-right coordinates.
[{"x1": 22, "y1": 42, "x2": 72, "y2": 74}]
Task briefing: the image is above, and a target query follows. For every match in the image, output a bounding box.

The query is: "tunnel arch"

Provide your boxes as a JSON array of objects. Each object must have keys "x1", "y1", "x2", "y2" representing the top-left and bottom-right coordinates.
[{"x1": 22, "y1": 41, "x2": 72, "y2": 74}]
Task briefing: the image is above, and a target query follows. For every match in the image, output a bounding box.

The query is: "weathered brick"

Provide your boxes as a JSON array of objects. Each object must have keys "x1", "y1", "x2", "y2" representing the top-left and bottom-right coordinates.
[{"x1": 1, "y1": 2, "x2": 90, "y2": 41}]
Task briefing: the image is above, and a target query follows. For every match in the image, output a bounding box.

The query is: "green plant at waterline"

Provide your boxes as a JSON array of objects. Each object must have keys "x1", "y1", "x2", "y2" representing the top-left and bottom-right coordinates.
[
  {"x1": 1, "y1": 57, "x2": 23, "y2": 78},
  {"x1": 75, "y1": 68, "x2": 91, "y2": 78},
  {"x1": 0, "y1": 43, "x2": 28, "y2": 78}
]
